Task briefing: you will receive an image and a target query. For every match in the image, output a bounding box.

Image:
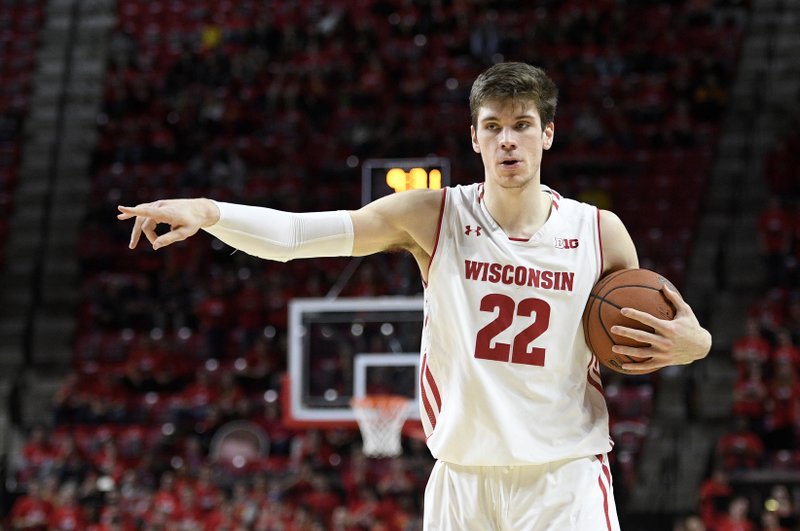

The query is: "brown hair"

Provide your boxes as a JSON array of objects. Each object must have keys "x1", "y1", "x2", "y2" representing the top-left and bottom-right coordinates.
[{"x1": 469, "y1": 62, "x2": 558, "y2": 129}]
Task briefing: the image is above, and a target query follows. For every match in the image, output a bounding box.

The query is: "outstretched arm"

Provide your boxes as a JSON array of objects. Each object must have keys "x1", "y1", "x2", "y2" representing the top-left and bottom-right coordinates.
[
  {"x1": 117, "y1": 189, "x2": 443, "y2": 267},
  {"x1": 599, "y1": 209, "x2": 712, "y2": 373}
]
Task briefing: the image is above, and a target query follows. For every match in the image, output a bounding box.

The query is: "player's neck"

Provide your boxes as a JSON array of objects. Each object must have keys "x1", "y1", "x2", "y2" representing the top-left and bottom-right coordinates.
[{"x1": 482, "y1": 180, "x2": 552, "y2": 239}]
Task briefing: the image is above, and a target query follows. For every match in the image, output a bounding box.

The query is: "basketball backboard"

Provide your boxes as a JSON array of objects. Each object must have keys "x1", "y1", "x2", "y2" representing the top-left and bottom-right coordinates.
[{"x1": 285, "y1": 296, "x2": 424, "y2": 429}]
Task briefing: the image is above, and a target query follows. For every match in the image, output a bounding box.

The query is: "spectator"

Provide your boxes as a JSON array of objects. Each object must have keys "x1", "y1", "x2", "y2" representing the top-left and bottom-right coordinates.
[
  {"x1": 761, "y1": 510, "x2": 790, "y2": 531},
  {"x1": 329, "y1": 505, "x2": 354, "y2": 531},
  {"x1": 376, "y1": 458, "x2": 415, "y2": 497},
  {"x1": 304, "y1": 474, "x2": 342, "y2": 527},
  {"x1": 732, "y1": 318, "x2": 771, "y2": 378},
  {"x1": 698, "y1": 468, "x2": 732, "y2": 530},
  {"x1": 8, "y1": 480, "x2": 52, "y2": 531},
  {"x1": 771, "y1": 329, "x2": 800, "y2": 367},
  {"x1": 230, "y1": 481, "x2": 259, "y2": 527},
  {"x1": 179, "y1": 369, "x2": 217, "y2": 421},
  {"x1": 341, "y1": 450, "x2": 376, "y2": 497},
  {"x1": 48, "y1": 483, "x2": 87, "y2": 531},
  {"x1": 150, "y1": 472, "x2": 179, "y2": 519},
  {"x1": 764, "y1": 359, "x2": 800, "y2": 450},
  {"x1": 757, "y1": 196, "x2": 793, "y2": 286},
  {"x1": 717, "y1": 417, "x2": 764, "y2": 470},
  {"x1": 19, "y1": 426, "x2": 54, "y2": 483},
  {"x1": 731, "y1": 361, "x2": 767, "y2": 429},
  {"x1": 198, "y1": 498, "x2": 238, "y2": 531},
  {"x1": 684, "y1": 514, "x2": 707, "y2": 531},
  {"x1": 716, "y1": 496, "x2": 756, "y2": 531},
  {"x1": 92, "y1": 494, "x2": 134, "y2": 530},
  {"x1": 124, "y1": 335, "x2": 169, "y2": 393},
  {"x1": 766, "y1": 484, "x2": 798, "y2": 530}
]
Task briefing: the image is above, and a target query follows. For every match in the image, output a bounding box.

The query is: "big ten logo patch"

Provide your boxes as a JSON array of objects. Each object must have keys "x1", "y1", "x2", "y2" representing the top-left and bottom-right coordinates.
[{"x1": 554, "y1": 237, "x2": 579, "y2": 249}]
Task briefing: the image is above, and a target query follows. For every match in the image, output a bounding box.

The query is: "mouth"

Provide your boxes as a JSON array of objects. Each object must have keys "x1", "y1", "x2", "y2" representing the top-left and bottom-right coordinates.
[{"x1": 499, "y1": 159, "x2": 522, "y2": 168}]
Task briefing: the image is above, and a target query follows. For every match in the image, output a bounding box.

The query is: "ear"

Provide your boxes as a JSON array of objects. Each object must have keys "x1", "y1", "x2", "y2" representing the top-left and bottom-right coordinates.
[
  {"x1": 542, "y1": 122, "x2": 555, "y2": 150},
  {"x1": 471, "y1": 125, "x2": 480, "y2": 153}
]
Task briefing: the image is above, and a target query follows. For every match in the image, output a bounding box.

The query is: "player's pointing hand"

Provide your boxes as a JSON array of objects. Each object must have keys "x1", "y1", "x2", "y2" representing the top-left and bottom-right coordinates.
[{"x1": 117, "y1": 198, "x2": 220, "y2": 250}]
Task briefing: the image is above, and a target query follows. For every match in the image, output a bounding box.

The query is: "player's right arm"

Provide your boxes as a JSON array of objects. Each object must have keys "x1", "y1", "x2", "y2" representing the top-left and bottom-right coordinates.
[
  {"x1": 349, "y1": 188, "x2": 443, "y2": 258},
  {"x1": 117, "y1": 189, "x2": 443, "y2": 272}
]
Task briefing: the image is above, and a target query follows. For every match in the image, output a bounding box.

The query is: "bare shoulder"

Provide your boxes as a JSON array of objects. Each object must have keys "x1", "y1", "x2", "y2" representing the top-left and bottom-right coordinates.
[
  {"x1": 598, "y1": 209, "x2": 639, "y2": 274},
  {"x1": 350, "y1": 188, "x2": 444, "y2": 257}
]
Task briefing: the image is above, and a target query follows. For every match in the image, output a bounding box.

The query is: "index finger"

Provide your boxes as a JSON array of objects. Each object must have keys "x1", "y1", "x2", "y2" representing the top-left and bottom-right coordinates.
[
  {"x1": 129, "y1": 215, "x2": 145, "y2": 249},
  {"x1": 117, "y1": 204, "x2": 165, "y2": 220},
  {"x1": 619, "y1": 307, "x2": 665, "y2": 330}
]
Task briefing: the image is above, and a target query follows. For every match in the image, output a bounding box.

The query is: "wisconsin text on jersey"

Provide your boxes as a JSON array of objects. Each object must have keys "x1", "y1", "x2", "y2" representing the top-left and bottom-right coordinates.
[{"x1": 464, "y1": 259, "x2": 575, "y2": 291}]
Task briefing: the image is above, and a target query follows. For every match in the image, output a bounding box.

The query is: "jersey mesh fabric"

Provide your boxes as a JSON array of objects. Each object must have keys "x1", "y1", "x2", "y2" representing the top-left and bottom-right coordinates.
[{"x1": 420, "y1": 183, "x2": 610, "y2": 465}]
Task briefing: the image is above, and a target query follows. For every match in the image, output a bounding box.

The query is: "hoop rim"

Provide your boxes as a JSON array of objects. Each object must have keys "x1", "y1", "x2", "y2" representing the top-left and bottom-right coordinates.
[{"x1": 350, "y1": 394, "x2": 411, "y2": 409}]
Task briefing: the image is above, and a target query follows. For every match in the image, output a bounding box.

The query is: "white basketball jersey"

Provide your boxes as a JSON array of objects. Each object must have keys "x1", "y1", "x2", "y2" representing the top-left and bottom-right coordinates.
[{"x1": 420, "y1": 183, "x2": 611, "y2": 465}]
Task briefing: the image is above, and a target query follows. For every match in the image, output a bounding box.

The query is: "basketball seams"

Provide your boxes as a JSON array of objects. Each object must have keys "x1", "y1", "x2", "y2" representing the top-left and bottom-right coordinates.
[
  {"x1": 596, "y1": 301, "x2": 639, "y2": 368},
  {"x1": 597, "y1": 284, "x2": 675, "y2": 317},
  {"x1": 582, "y1": 270, "x2": 630, "y2": 371},
  {"x1": 582, "y1": 295, "x2": 600, "y2": 364},
  {"x1": 585, "y1": 269, "x2": 672, "y2": 374}
]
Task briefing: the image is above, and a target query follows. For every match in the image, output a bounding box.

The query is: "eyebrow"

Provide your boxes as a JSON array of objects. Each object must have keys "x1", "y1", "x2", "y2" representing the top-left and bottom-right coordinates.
[{"x1": 480, "y1": 115, "x2": 537, "y2": 123}]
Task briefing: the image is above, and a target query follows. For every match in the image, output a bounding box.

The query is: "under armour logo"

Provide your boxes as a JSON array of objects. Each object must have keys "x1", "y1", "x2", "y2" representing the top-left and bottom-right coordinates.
[{"x1": 465, "y1": 225, "x2": 482, "y2": 236}]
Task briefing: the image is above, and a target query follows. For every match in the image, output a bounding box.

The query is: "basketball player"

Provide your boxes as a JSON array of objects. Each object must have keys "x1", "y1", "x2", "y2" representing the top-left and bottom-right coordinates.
[{"x1": 119, "y1": 62, "x2": 712, "y2": 530}]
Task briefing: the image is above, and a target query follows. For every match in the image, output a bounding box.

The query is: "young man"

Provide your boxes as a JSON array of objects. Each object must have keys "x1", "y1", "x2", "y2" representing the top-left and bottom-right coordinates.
[{"x1": 119, "y1": 62, "x2": 711, "y2": 530}]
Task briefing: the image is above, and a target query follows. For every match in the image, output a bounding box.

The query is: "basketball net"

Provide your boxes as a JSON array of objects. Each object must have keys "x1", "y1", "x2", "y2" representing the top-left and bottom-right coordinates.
[{"x1": 350, "y1": 395, "x2": 411, "y2": 458}]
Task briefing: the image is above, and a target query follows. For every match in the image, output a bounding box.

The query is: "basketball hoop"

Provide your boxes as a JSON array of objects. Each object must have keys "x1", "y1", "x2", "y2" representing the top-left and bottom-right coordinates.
[{"x1": 350, "y1": 395, "x2": 412, "y2": 458}]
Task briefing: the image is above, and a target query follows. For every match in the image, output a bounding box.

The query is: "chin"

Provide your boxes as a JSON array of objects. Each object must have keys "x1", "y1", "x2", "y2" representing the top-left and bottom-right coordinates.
[{"x1": 497, "y1": 175, "x2": 534, "y2": 189}]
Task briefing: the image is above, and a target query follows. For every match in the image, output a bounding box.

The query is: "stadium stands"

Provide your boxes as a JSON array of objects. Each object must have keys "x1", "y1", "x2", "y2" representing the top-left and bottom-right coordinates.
[
  {"x1": 697, "y1": 122, "x2": 800, "y2": 531},
  {"x1": 0, "y1": 0, "x2": 43, "y2": 267},
  {"x1": 4, "y1": 0, "x2": 760, "y2": 529}
]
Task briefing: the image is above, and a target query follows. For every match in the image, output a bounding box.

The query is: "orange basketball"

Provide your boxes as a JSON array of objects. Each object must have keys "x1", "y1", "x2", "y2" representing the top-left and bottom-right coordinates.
[{"x1": 582, "y1": 268, "x2": 677, "y2": 374}]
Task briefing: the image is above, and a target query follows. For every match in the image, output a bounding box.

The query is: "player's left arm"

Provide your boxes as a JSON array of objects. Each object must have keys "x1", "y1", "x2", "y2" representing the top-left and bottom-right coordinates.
[{"x1": 599, "y1": 210, "x2": 712, "y2": 373}]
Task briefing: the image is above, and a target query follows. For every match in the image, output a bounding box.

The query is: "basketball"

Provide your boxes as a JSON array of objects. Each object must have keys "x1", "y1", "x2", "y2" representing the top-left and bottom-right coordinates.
[{"x1": 582, "y1": 268, "x2": 678, "y2": 374}]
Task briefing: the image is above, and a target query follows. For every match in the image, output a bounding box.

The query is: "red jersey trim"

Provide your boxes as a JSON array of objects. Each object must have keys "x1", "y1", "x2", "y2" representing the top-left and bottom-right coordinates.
[
  {"x1": 587, "y1": 356, "x2": 603, "y2": 394},
  {"x1": 547, "y1": 187, "x2": 561, "y2": 210},
  {"x1": 596, "y1": 207, "x2": 604, "y2": 275},
  {"x1": 587, "y1": 370, "x2": 604, "y2": 395},
  {"x1": 425, "y1": 363, "x2": 442, "y2": 411},
  {"x1": 597, "y1": 476, "x2": 612, "y2": 531},
  {"x1": 419, "y1": 353, "x2": 438, "y2": 431},
  {"x1": 597, "y1": 454, "x2": 613, "y2": 531},
  {"x1": 424, "y1": 189, "x2": 448, "y2": 286}
]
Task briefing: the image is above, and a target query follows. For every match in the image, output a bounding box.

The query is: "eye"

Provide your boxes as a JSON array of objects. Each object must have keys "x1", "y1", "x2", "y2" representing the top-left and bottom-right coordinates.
[
  {"x1": 485, "y1": 123, "x2": 499, "y2": 131},
  {"x1": 515, "y1": 122, "x2": 531, "y2": 130}
]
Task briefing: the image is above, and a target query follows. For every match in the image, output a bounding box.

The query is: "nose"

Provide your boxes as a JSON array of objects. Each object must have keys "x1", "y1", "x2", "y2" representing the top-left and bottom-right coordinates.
[{"x1": 498, "y1": 128, "x2": 517, "y2": 150}]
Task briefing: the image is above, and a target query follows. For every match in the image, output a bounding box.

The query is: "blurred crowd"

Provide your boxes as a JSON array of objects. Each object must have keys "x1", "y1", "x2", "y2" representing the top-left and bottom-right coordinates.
[
  {"x1": 689, "y1": 122, "x2": 800, "y2": 531},
  {"x1": 0, "y1": 0, "x2": 42, "y2": 267},
  {"x1": 3, "y1": 0, "x2": 755, "y2": 529}
]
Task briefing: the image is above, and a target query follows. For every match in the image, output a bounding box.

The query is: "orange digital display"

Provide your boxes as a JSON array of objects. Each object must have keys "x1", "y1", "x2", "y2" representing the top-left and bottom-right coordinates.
[
  {"x1": 385, "y1": 167, "x2": 443, "y2": 193},
  {"x1": 361, "y1": 157, "x2": 450, "y2": 205}
]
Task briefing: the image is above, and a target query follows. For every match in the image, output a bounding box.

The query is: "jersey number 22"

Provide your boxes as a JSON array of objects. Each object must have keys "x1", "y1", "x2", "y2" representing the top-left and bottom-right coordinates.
[{"x1": 474, "y1": 294, "x2": 551, "y2": 366}]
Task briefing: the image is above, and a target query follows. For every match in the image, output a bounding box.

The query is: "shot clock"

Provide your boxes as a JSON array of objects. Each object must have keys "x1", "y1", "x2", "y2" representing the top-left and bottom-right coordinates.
[{"x1": 361, "y1": 157, "x2": 450, "y2": 206}]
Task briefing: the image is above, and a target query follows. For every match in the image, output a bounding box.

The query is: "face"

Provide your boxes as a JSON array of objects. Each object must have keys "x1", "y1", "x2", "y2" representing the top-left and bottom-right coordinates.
[{"x1": 471, "y1": 99, "x2": 554, "y2": 189}]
